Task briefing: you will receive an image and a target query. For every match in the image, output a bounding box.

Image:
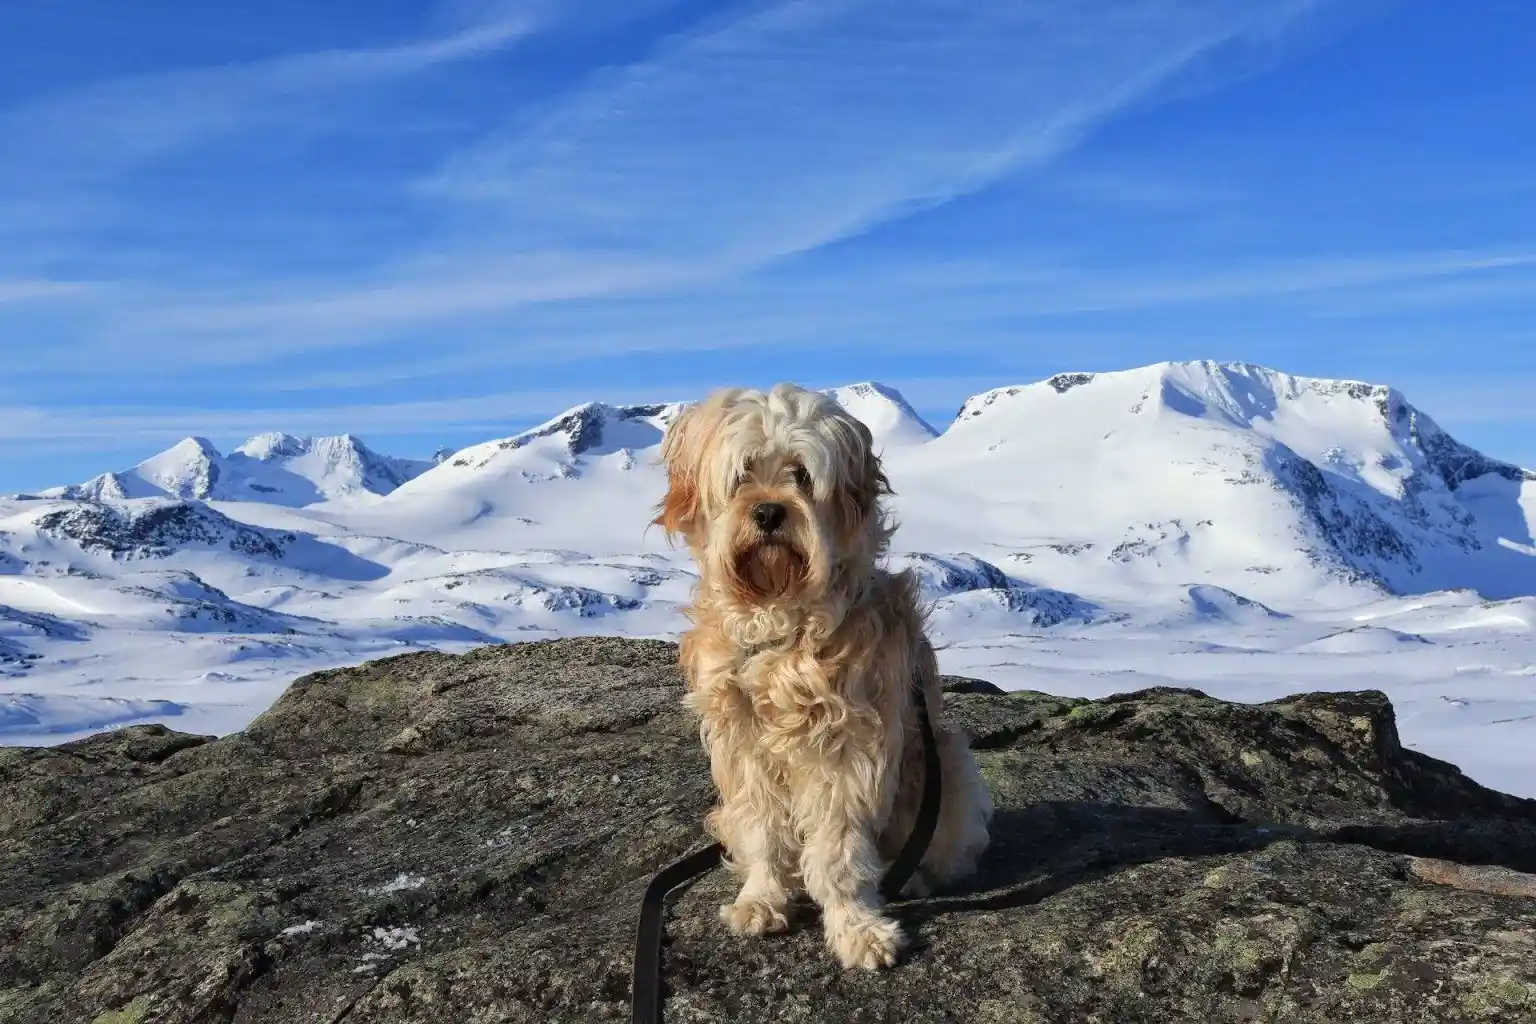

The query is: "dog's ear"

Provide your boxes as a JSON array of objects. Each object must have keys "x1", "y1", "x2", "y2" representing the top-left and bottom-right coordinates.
[
  {"x1": 836, "y1": 416, "x2": 891, "y2": 529},
  {"x1": 860, "y1": 442, "x2": 892, "y2": 510},
  {"x1": 654, "y1": 402, "x2": 706, "y2": 541}
]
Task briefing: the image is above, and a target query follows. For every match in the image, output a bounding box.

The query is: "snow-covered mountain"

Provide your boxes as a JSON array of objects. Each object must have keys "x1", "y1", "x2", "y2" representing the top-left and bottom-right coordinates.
[
  {"x1": 891, "y1": 361, "x2": 1536, "y2": 603},
  {"x1": 823, "y1": 382, "x2": 938, "y2": 448},
  {"x1": 3, "y1": 363, "x2": 1535, "y2": 797},
  {"x1": 35, "y1": 432, "x2": 434, "y2": 506},
  {"x1": 333, "y1": 401, "x2": 689, "y2": 553}
]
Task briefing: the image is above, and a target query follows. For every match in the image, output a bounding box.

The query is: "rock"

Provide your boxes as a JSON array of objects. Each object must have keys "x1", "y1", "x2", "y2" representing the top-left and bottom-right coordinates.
[
  {"x1": 3, "y1": 636, "x2": 1535, "y2": 1023},
  {"x1": 939, "y1": 674, "x2": 1006, "y2": 696}
]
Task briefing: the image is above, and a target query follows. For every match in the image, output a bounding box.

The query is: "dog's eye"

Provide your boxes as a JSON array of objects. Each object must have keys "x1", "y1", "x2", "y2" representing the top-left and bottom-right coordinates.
[
  {"x1": 792, "y1": 465, "x2": 812, "y2": 493},
  {"x1": 729, "y1": 458, "x2": 752, "y2": 495}
]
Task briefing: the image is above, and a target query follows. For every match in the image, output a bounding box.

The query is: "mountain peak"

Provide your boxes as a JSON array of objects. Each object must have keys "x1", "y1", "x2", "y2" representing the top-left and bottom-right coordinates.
[
  {"x1": 163, "y1": 436, "x2": 222, "y2": 460},
  {"x1": 235, "y1": 432, "x2": 305, "y2": 460},
  {"x1": 825, "y1": 381, "x2": 937, "y2": 447},
  {"x1": 134, "y1": 437, "x2": 224, "y2": 500},
  {"x1": 427, "y1": 401, "x2": 683, "y2": 480}
]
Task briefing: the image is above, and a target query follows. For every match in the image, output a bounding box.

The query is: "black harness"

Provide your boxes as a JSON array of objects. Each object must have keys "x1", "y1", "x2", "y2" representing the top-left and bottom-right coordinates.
[{"x1": 631, "y1": 679, "x2": 943, "y2": 1024}]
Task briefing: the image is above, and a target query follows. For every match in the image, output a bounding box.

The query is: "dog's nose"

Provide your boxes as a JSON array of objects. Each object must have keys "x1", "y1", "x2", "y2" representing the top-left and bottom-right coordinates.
[{"x1": 752, "y1": 502, "x2": 787, "y2": 533}]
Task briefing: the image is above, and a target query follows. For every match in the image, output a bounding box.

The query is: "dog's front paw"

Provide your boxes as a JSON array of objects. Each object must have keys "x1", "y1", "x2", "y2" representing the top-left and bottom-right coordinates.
[
  {"x1": 720, "y1": 897, "x2": 789, "y2": 937},
  {"x1": 828, "y1": 913, "x2": 906, "y2": 970}
]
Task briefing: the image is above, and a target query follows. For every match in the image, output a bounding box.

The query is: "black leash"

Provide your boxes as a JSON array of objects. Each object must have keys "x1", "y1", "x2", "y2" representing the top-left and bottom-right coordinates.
[
  {"x1": 630, "y1": 840, "x2": 726, "y2": 1024},
  {"x1": 632, "y1": 680, "x2": 943, "y2": 1024},
  {"x1": 879, "y1": 680, "x2": 944, "y2": 902}
]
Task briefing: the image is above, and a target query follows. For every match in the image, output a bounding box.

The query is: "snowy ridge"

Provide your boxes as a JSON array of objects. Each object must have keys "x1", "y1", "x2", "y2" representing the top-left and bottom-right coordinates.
[
  {"x1": 2, "y1": 362, "x2": 1534, "y2": 797},
  {"x1": 416, "y1": 401, "x2": 684, "y2": 480},
  {"x1": 34, "y1": 433, "x2": 434, "y2": 507}
]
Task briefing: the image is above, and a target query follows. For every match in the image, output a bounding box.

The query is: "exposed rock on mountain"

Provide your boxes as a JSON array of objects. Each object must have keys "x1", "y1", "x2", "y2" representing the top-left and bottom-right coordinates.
[
  {"x1": 426, "y1": 402, "x2": 682, "y2": 478},
  {"x1": 889, "y1": 552, "x2": 1099, "y2": 627},
  {"x1": 34, "y1": 499, "x2": 295, "y2": 561},
  {"x1": 3, "y1": 637, "x2": 1535, "y2": 1023},
  {"x1": 1182, "y1": 584, "x2": 1287, "y2": 623}
]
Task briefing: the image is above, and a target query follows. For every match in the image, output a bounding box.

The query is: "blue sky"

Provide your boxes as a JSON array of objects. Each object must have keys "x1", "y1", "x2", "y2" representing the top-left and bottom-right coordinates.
[{"x1": 2, "y1": 0, "x2": 1534, "y2": 492}]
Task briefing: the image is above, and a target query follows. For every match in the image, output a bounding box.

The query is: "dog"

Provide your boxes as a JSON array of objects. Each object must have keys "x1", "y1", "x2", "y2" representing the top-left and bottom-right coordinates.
[{"x1": 653, "y1": 382, "x2": 993, "y2": 970}]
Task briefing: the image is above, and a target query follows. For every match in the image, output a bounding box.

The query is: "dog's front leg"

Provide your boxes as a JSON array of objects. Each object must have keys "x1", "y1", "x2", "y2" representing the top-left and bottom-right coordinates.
[
  {"x1": 709, "y1": 752, "x2": 794, "y2": 937},
  {"x1": 686, "y1": 642, "x2": 796, "y2": 938},
  {"x1": 795, "y1": 762, "x2": 905, "y2": 970}
]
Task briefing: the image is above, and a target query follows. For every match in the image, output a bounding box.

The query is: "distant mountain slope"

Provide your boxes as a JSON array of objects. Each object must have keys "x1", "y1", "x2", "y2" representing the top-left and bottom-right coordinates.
[
  {"x1": 36, "y1": 433, "x2": 434, "y2": 506},
  {"x1": 360, "y1": 402, "x2": 686, "y2": 552},
  {"x1": 888, "y1": 361, "x2": 1536, "y2": 602}
]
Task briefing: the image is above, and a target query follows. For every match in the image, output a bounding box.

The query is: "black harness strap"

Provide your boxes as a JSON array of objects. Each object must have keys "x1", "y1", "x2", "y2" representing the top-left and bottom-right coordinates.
[{"x1": 631, "y1": 679, "x2": 943, "y2": 1024}]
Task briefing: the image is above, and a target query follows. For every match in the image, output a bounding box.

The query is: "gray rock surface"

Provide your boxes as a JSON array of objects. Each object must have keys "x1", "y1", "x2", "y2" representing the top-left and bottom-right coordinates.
[{"x1": 3, "y1": 636, "x2": 1535, "y2": 1023}]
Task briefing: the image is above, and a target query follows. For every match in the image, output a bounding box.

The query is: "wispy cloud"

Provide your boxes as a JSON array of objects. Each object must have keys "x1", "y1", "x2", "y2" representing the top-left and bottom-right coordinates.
[
  {"x1": 421, "y1": 0, "x2": 1326, "y2": 262},
  {"x1": 0, "y1": 387, "x2": 643, "y2": 448},
  {"x1": 952, "y1": 249, "x2": 1536, "y2": 314},
  {"x1": 43, "y1": 243, "x2": 1536, "y2": 376},
  {"x1": 0, "y1": 279, "x2": 94, "y2": 304},
  {"x1": 1283, "y1": 270, "x2": 1536, "y2": 314},
  {"x1": 25, "y1": 0, "x2": 1352, "y2": 357},
  {"x1": 0, "y1": 15, "x2": 537, "y2": 180},
  {"x1": 1377, "y1": 376, "x2": 1536, "y2": 425}
]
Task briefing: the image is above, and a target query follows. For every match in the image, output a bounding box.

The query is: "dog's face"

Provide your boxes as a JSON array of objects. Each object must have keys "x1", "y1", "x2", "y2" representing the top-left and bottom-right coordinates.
[{"x1": 655, "y1": 383, "x2": 890, "y2": 610}]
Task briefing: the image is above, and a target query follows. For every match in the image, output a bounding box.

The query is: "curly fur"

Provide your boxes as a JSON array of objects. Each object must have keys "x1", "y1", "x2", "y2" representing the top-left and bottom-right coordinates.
[{"x1": 654, "y1": 382, "x2": 993, "y2": 969}]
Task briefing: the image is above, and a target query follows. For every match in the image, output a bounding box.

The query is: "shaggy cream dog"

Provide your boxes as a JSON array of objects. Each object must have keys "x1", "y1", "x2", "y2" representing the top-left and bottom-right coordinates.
[{"x1": 653, "y1": 382, "x2": 993, "y2": 970}]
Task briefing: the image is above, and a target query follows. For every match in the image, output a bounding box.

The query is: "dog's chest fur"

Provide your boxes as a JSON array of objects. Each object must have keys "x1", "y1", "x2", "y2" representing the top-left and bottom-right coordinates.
[{"x1": 728, "y1": 642, "x2": 885, "y2": 758}]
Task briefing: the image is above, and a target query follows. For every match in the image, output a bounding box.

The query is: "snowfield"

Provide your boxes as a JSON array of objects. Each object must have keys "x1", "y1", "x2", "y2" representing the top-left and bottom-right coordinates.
[{"x1": 3, "y1": 361, "x2": 1534, "y2": 796}]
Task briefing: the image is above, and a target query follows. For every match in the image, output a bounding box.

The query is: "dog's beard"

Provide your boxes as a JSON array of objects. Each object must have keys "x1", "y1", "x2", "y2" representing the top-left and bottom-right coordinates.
[{"x1": 734, "y1": 539, "x2": 807, "y2": 601}]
